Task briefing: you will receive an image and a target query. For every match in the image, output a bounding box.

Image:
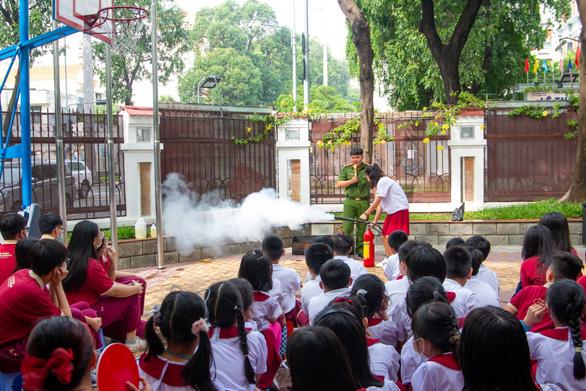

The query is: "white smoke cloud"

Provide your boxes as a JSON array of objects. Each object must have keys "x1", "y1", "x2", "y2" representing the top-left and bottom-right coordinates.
[{"x1": 162, "y1": 173, "x2": 334, "y2": 256}]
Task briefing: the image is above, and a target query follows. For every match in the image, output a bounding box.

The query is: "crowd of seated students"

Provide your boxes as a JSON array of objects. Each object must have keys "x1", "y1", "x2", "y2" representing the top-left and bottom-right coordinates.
[{"x1": 1, "y1": 212, "x2": 586, "y2": 391}]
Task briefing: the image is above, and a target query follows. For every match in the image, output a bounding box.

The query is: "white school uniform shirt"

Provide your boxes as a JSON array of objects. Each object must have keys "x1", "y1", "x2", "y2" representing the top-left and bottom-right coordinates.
[
  {"x1": 389, "y1": 298, "x2": 412, "y2": 343},
  {"x1": 442, "y1": 278, "x2": 478, "y2": 319},
  {"x1": 527, "y1": 327, "x2": 586, "y2": 391},
  {"x1": 139, "y1": 355, "x2": 226, "y2": 391},
  {"x1": 307, "y1": 287, "x2": 351, "y2": 324},
  {"x1": 368, "y1": 318, "x2": 399, "y2": 347},
  {"x1": 271, "y1": 264, "x2": 301, "y2": 314},
  {"x1": 383, "y1": 254, "x2": 400, "y2": 281},
  {"x1": 411, "y1": 353, "x2": 464, "y2": 391},
  {"x1": 368, "y1": 338, "x2": 400, "y2": 382},
  {"x1": 301, "y1": 276, "x2": 323, "y2": 315},
  {"x1": 477, "y1": 264, "x2": 499, "y2": 293},
  {"x1": 209, "y1": 328, "x2": 268, "y2": 391},
  {"x1": 464, "y1": 276, "x2": 499, "y2": 307},
  {"x1": 385, "y1": 277, "x2": 410, "y2": 312},
  {"x1": 400, "y1": 336, "x2": 426, "y2": 385},
  {"x1": 366, "y1": 380, "x2": 401, "y2": 391},
  {"x1": 375, "y1": 176, "x2": 409, "y2": 215},
  {"x1": 250, "y1": 290, "x2": 283, "y2": 331},
  {"x1": 334, "y1": 255, "x2": 368, "y2": 283}
]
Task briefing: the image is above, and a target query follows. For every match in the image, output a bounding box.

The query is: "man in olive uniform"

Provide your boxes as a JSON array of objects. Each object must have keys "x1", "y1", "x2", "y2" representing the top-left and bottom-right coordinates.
[{"x1": 336, "y1": 147, "x2": 370, "y2": 256}]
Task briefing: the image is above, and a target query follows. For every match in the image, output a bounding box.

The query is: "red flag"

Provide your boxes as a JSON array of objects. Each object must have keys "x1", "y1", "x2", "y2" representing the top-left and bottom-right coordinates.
[
  {"x1": 524, "y1": 58, "x2": 530, "y2": 73},
  {"x1": 576, "y1": 47, "x2": 581, "y2": 68}
]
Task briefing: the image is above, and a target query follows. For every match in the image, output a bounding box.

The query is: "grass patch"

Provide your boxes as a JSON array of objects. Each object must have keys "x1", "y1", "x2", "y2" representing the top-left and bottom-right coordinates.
[{"x1": 102, "y1": 226, "x2": 137, "y2": 240}]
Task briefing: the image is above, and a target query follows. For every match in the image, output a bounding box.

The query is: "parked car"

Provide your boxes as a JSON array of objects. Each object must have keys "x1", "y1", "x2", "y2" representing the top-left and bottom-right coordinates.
[
  {"x1": 0, "y1": 160, "x2": 75, "y2": 212},
  {"x1": 66, "y1": 159, "x2": 93, "y2": 198}
]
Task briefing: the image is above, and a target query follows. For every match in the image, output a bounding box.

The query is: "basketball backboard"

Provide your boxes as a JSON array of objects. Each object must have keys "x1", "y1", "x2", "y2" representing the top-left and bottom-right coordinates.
[{"x1": 53, "y1": 0, "x2": 113, "y2": 43}]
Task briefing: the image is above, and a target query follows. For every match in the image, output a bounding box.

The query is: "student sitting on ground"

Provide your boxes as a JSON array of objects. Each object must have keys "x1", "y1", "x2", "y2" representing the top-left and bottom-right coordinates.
[
  {"x1": 445, "y1": 237, "x2": 464, "y2": 250},
  {"x1": 540, "y1": 211, "x2": 579, "y2": 256},
  {"x1": 332, "y1": 233, "x2": 367, "y2": 283},
  {"x1": 13, "y1": 237, "x2": 39, "y2": 272},
  {"x1": 385, "y1": 240, "x2": 425, "y2": 311},
  {"x1": 307, "y1": 259, "x2": 352, "y2": 324},
  {"x1": 300, "y1": 243, "x2": 333, "y2": 318},
  {"x1": 39, "y1": 213, "x2": 64, "y2": 240},
  {"x1": 383, "y1": 230, "x2": 409, "y2": 281},
  {"x1": 464, "y1": 235, "x2": 499, "y2": 293},
  {"x1": 463, "y1": 247, "x2": 499, "y2": 307},
  {"x1": 0, "y1": 213, "x2": 27, "y2": 284},
  {"x1": 519, "y1": 225, "x2": 556, "y2": 288},
  {"x1": 442, "y1": 246, "x2": 478, "y2": 319},
  {"x1": 228, "y1": 278, "x2": 257, "y2": 331}
]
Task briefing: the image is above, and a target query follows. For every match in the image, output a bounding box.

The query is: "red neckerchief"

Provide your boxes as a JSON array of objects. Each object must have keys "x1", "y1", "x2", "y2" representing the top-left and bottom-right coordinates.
[
  {"x1": 395, "y1": 275, "x2": 405, "y2": 280},
  {"x1": 540, "y1": 326, "x2": 586, "y2": 341},
  {"x1": 367, "y1": 317, "x2": 383, "y2": 327},
  {"x1": 446, "y1": 291, "x2": 456, "y2": 303},
  {"x1": 139, "y1": 355, "x2": 186, "y2": 387},
  {"x1": 428, "y1": 353, "x2": 460, "y2": 371},
  {"x1": 253, "y1": 291, "x2": 270, "y2": 302},
  {"x1": 366, "y1": 338, "x2": 380, "y2": 347},
  {"x1": 208, "y1": 325, "x2": 240, "y2": 338}
]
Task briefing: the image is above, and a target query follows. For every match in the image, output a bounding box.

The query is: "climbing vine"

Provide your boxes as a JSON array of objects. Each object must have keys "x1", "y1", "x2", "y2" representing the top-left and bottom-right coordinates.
[
  {"x1": 233, "y1": 113, "x2": 294, "y2": 145},
  {"x1": 316, "y1": 118, "x2": 391, "y2": 151},
  {"x1": 508, "y1": 103, "x2": 562, "y2": 120}
]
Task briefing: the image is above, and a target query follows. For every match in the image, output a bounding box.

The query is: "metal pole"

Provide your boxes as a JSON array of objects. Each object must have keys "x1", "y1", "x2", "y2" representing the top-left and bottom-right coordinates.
[
  {"x1": 52, "y1": 20, "x2": 68, "y2": 244},
  {"x1": 197, "y1": 79, "x2": 202, "y2": 104},
  {"x1": 105, "y1": 44, "x2": 118, "y2": 250},
  {"x1": 19, "y1": 0, "x2": 32, "y2": 208},
  {"x1": 291, "y1": 0, "x2": 297, "y2": 108},
  {"x1": 322, "y1": 10, "x2": 328, "y2": 87},
  {"x1": 303, "y1": 0, "x2": 309, "y2": 109},
  {"x1": 152, "y1": 0, "x2": 164, "y2": 269}
]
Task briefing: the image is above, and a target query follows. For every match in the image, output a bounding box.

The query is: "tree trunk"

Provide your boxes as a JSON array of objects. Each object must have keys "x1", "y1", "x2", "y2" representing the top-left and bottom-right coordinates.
[
  {"x1": 567, "y1": 0, "x2": 586, "y2": 201},
  {"x1": 337, "y1": 0, "x2": 374, "y2": 163},
  {"x1": 436, "y1": 53, "x2": 461, "y2": 104}
]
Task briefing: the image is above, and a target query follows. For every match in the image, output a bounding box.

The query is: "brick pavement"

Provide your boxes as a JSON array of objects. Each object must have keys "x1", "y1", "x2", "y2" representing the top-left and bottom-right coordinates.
[{"x1": 132, "y1": 245, "x2": 586, "y2": 316}]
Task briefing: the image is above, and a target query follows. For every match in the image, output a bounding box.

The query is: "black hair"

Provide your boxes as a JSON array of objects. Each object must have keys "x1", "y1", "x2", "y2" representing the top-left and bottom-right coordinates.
[
  {"x1": 227, "y1": 278, "x2": 254, "y2": 311},
  {"x1": 446, "y1": 237, "x2": 465, "y2": 249},
  {"x1": 332, "y1": 233, "x2": 354, "y2": 255},
  {"x1": 405, "y1": 276, "x2": 449, "y2": 318},
  {"x1": 521, "y1": 225, "x2": 555, "y2": 267},
  {"x1": 238, "y1": 249, "x2": 273, "y2": 292},
  {"x1": 39, "y1": 213, "x2": 63, "y2": 235},
  {"x1": 261, "y1": 235, "x2": 284, "y2": 262},
  {"x1": 144, "y1": 291, "x2": 214, "y2": 391},
  {"x1": 540, "y1": 211, "x2": 572, "y2": 252},
  {"x1": 546, "y1": 280, "x2": 586, "y2": 380},
  {"x1": 25, "y1": 317, "x2": 94, "y2": 391},
  {"x1": 0, "y1": 212, "x2": 26, "y2": 240},
  {"x1": 443, "y1": 246, "x2": 472, "y2": 279},
  {"x1": 549, "y1": 252, "x2": 584, "y2": 281},
  {"x1": 286, "y1": 326, "x2": 358, "y2": 391},
  {"x1": 315, "y1": 306, "x2": 383, "y2": 388},
  {"x1": 30, "y1": 239, "x2": 68, "y2": 277},
  {"x1": 320, "y1": 259, "x2": 351, "y2": 291},
  {"x1": 14, "y1": 237, "x2": 39, "y2": 272},
  {"x1": 412, "y1": 302, "x2": 459, "y2": 356},
  {"x1": 350, "y1": 147, "x2": 363, "y2": 156},
  {"x1": 459, "y1": 307, "x2": 539, "y2": 391},
  {"x1": 464, "y1": 235, "x2": 491, "y2": 260},
  {"x1": 364, "y1": 164, "x2": 385, "y2": 188},
  {"x1": 327, "y1": 296, "x2": 367, "y2": 320},
  {"x1": 63, "y1": 221, "x2": 100, "y2": 292},
  {"x1": 465, "y1": 246, "x2": 485, "y2": 277},
  {"x1": 350, "y1": 274, "x2": 386, "y2": 318},
  {"x1": 305, "y1": 243, "x2": 334, "y2": 275},
  {"x1": 398, "y1": 240, "x2": 425, "y2": 263},
  {"x1": 406, "y1": 245, "x2": 446, "y2": 282},
  {"x1": 312, "y1": 235, "x2": 335, "y2": 251},
  {"x1": 204, "y1": 281, "x2": 255, "y2": 385},
  {"x1": 388, "y1": 230, "x2": 409, "y2": 252}
]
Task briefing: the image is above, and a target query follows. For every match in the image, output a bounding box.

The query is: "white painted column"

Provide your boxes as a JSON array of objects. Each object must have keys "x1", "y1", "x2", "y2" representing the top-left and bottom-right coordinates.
[{"x1": 276, "y1": 119, "x2": 311, "y2": 205}]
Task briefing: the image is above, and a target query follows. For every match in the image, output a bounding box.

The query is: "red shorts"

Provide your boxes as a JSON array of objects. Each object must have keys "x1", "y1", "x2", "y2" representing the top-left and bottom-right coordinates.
[{"x1": 382, "y1": 209, "x2": 410, "y2": 235}]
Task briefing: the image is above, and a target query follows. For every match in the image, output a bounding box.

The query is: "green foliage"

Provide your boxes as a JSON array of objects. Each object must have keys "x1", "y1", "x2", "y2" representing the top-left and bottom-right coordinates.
[
  {"x1": 0, "y1": 1, "x2": 52, "y2": 61},
  {"x1": 102, "y1": 226, "x2": 137, "y2": 241},
  {"x1": 318, "y1": 117, "x2": 389, "y2": 150},
  {"x1": 465, "y1": 199, "x2": 583, "y2": 220},
  {"x1": 93, "y1": 0, "x2": 189, "y2": 105},
  {"x1": 159, "y1": 95, "x2": 176, "y2": 103},
  {"x1": 421, "y1": 92, "x2": 485, "y2": 137},
  {"x1": 565, "y1": 119, "x2": 578, "y2": 140},
  {"x1": 508, "y1": 104, "x2": 562, "y2": 120}
]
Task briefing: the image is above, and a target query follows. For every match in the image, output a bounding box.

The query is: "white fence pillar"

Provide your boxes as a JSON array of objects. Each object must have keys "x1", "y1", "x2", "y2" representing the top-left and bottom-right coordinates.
[
  {"x1": 276, "y1": 118, "x2": 311, "y2": 205},
  {"x1": 449, "y1": 110, "x2": 486, "y2": 210}
]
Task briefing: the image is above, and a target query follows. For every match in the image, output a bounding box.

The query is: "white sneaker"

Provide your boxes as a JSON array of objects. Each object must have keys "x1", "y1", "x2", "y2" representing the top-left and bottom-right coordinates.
[
  {"x1": 376, "y1": 260, "x2": 387, "y2": 268},
  {"x1": 125, "y1": 337, "x2": 146, "y2": 353}
]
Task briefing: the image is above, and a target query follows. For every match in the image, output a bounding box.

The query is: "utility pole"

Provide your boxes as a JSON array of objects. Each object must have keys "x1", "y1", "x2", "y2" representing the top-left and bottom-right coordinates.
[
  {"x1": 303, "y1": 0, "x2": 309, "y2": 109},
  {"x1": 292, "y1": 0, "x2": 297, "y2": 108}
]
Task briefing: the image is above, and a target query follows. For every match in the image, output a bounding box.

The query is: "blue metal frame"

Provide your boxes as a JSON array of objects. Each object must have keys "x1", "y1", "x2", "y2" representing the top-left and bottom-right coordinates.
[{"x1": 0, "y1": 1, "x2": 79, "y2": 209}]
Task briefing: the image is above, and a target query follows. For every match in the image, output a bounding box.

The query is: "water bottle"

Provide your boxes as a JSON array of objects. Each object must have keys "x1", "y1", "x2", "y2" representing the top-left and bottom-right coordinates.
[{"x1": 135, "y1": 218, "x2": 147, "y2": 239}]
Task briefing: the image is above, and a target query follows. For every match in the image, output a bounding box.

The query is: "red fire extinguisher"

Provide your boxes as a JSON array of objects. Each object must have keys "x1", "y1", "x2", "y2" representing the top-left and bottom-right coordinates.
[{"x1": 363, "y1": 228, "x2": 375, "y2": 267}]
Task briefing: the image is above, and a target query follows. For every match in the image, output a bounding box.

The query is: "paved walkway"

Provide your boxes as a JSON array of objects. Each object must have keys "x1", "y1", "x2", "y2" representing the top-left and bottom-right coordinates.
[{"x1": 132, "y1": 245, "x2": 586, "y2": 316}]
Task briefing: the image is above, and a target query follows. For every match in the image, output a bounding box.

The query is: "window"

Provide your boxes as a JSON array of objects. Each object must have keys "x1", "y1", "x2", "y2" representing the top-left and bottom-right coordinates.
[
  {"x1": 460, "y1": 126, "x2": 475, "y2": 139},
  {"x1": 136, "y1": 127, "x2": 151, "y2": 142},
  {"x1": 31, "y1": 106, "x2": 42, "y2": 125}
]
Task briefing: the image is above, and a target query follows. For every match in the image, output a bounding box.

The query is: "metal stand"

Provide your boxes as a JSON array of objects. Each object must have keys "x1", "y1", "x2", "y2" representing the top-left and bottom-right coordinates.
[{"x1": 105, "y1": 44, "x2": 118, "y2": 249}]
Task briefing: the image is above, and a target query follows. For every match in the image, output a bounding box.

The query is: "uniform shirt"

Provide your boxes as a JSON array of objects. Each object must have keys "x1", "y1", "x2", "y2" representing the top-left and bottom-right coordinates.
[
  {"x1": 477, "y1": 264, "x2": 499, "y2": 293},
  {"x1": 301, "y1": 277, "x2": 323, "y2": 315},
  {"x1": 367, "y1": 380, "x2": 401, "y2": 391},
  {"x1": 0, "y1": 241, "x2": 17, "y2": 285},
  {"x1": 338, "y1": 163, "x2": 370, "y2": 199},
  {"x1": 271, "y1": 264, "x2": 301, "y2": 314},
  {"x1": 385, "y1": 277, "x2": 410, "y2": 312},
  {"x1": 442, "y1": 278, "x2": 478, "y2": 319},
  {"x1": 308, "y1": 287, "x2": 351, "y2": 324},
  {"x1": 411, "y1": 353, "x2": 464, "y2": 391},
  {"x1": 527, "y1": 327, "x2": 586, "y2": 390},
  {"x1": 375, "y1": 177, "x2": 409, "y2": 215},
  {"x1": 367, "y1": 338, "x2": 400, "y2": 382},
  {"x1": 334, "y1": 255, "x2": 367, "y2": 283},
  {"x1": 209, "y1": 326, "x2": 268, "y2": 391},
  {"x1": 383, "y1": 254, "x2": 400, "y2": 281},
  {"x1": 0, "y1": 269, "x2": 61, "y2": 345},
  {"x1": 389, "y1": 299, "x2": 412, "y2": 344},
  {"x1": 65, "y1": 258, "x2": 115, "y2": 305},
  {"x1": 250, "y1": 291, "x2": 283, "y2": 331},
  {"x1": 400, "y1": 336, "x2": 426, "y2": 385},
  {"x1": 509, "y1": 285, "x2": 553, "y2": 332},
  {"x1": 464, "y1": 276, "x2": 499, "y2": 307},
  {"x1": 367, "y1": 318, "x2": 399, "y2": 347},
  {"x1": 520, "y1": 255, "x2": 546, "y2": 288}
]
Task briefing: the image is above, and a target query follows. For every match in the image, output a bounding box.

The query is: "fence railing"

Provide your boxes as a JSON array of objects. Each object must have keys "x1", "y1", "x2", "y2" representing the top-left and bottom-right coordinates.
[
  {"x1": 0, "y1": 110, "x2": 126, "y2": 219},
  {"x1": 310, "y1": 113, "x2": 451, "y2": 204}
]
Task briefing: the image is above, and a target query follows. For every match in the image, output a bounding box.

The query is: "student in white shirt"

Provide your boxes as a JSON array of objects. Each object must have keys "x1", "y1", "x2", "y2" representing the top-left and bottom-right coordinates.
[
  {"x1": 464, "y1": 235, "x2": 499, "y2": 293},
  {"x1": 411, "y1": 302, "x2": 463, "y2": 391},
  {"x1": 205, "y1": 281, "x2": 268, "y2": 391},
  {"x1": 307, "y1": 259, "x2": 352, "y2": 324},
  {"x1": 332, "y1": 233, "x2": 367, "y2": 283},
  {"x1": 382, "y1": 230, "x2": 408, "y2": 280},
  {"x1": 442, "y1": 246, "x2": 478, "y2": 319},
  {"x1": 463, "y1": 247, "x2": 499, "y2": 307},
  {"x1": 385, "y1": 240, "x2": 424, "y2": 312},
  {"x1": 300, "y1": 243, "x2": 333, "y2": 319}
]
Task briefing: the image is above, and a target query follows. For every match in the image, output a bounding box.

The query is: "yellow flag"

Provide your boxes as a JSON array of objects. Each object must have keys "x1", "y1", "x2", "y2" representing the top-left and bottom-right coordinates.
[{"x1": 533, "y1": 59, "x2": 539, "y2": 74}]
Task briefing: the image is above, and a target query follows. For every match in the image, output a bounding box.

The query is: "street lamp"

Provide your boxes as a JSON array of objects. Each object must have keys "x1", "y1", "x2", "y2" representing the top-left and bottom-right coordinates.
[
  {"x1": 196, "y1": 75, "x2": 221, "y2": 104},
  {"x1": 555, "y1": 36, "x2": 580, "y2": 51}
]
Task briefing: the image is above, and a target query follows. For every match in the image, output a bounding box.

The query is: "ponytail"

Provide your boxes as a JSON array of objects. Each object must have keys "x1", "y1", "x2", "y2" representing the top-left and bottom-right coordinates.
[
  {"x1": 184, "y1": 330, "x2": 216, "y2": 391},
  {"x1": 236, "y1": 308, "x2": 255, "y2": 384},
  {"x1": 569, "y1": 309, "x2": 586, "y2": 380},
  {"x1": 144, "y1": 313, "x2": 165, "y2": 359}
]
